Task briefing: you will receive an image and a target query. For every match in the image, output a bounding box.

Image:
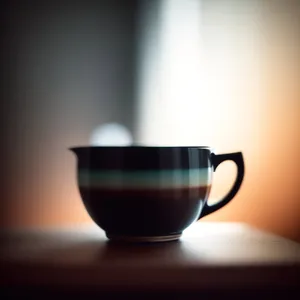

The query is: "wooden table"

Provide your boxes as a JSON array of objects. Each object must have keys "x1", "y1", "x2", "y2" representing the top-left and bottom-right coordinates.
[{"x1": 1, "y1": 222, "x2": 300, "y2": 299}]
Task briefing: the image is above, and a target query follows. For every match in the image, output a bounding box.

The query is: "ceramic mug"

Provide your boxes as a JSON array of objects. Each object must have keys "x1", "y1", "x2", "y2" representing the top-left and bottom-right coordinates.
[{"x1": 71, "y1": 146, "x2": 244, "y2": 242}]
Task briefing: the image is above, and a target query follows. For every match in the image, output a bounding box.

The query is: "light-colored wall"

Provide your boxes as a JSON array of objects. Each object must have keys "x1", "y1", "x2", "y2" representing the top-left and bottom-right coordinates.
[
  {"x1": 200, "y1": 0, "x2": 300, "y2": 242},
  {"x1": 1, "y1": 0, "x2": 300, "y2": 242},
  {"x1": 1, "y1": 1, "x2": 136, "y2": 227}
]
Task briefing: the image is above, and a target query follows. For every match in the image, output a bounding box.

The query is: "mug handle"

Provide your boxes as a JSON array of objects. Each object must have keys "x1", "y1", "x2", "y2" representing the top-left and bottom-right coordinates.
[{"x1": 199, "y1": 152, "x2": 244, "y2": 219}]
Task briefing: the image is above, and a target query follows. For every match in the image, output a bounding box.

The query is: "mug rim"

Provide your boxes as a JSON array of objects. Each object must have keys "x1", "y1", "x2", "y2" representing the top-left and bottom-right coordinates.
[{"x1": 70, "y1": 145, "x2": 212, "y2": 150}]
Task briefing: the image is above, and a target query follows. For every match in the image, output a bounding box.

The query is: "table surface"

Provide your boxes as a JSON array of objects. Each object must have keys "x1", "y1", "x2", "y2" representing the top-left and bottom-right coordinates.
[{"x1": 1, "y1": 222, "x2": 300, "y2": 293}]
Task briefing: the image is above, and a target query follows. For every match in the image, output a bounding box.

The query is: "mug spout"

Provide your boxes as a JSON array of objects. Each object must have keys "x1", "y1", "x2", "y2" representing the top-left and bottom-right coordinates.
[{"x1": 69, "y1": 147, "x2": 80, "y2": 156}]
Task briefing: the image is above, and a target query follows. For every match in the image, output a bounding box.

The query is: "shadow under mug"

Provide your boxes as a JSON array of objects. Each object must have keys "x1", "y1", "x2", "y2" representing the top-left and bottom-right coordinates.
[{"x1": 71, "y1": 146, "x2": 244, "y2": 242}]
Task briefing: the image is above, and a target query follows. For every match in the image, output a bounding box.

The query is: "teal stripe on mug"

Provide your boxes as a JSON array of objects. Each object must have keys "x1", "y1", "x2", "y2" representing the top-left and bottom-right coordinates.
[{"x1": 78, "y1": 168, "x2": 212, "y2": 189}]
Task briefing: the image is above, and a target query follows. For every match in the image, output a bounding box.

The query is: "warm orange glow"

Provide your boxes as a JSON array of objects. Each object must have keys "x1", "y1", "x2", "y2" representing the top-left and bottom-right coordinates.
[{"x1": 204, "y1": 6, "x2": 300, "y2": 241}]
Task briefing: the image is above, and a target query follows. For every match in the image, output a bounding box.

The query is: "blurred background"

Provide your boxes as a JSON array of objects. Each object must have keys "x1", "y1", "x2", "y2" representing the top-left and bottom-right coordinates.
[{"x1": 1, "y1": 0, "x2": 300, "y2": 241}]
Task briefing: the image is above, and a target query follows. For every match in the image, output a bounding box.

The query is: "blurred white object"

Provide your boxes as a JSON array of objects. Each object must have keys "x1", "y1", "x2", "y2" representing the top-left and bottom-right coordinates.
[{"x1": 90, "y1": 123, "x2": 132, "y2": 146}]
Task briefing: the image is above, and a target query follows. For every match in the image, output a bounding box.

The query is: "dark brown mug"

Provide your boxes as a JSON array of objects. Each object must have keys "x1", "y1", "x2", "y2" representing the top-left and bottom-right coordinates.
[{"x1": 71, "y1": 146, "x2": 244, "y2": 242}]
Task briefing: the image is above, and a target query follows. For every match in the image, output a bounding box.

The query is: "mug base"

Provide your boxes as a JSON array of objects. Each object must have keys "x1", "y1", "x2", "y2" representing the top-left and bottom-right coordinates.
[{"x1": 106, "y1": 233, "x2": 182, "y2": 243}]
